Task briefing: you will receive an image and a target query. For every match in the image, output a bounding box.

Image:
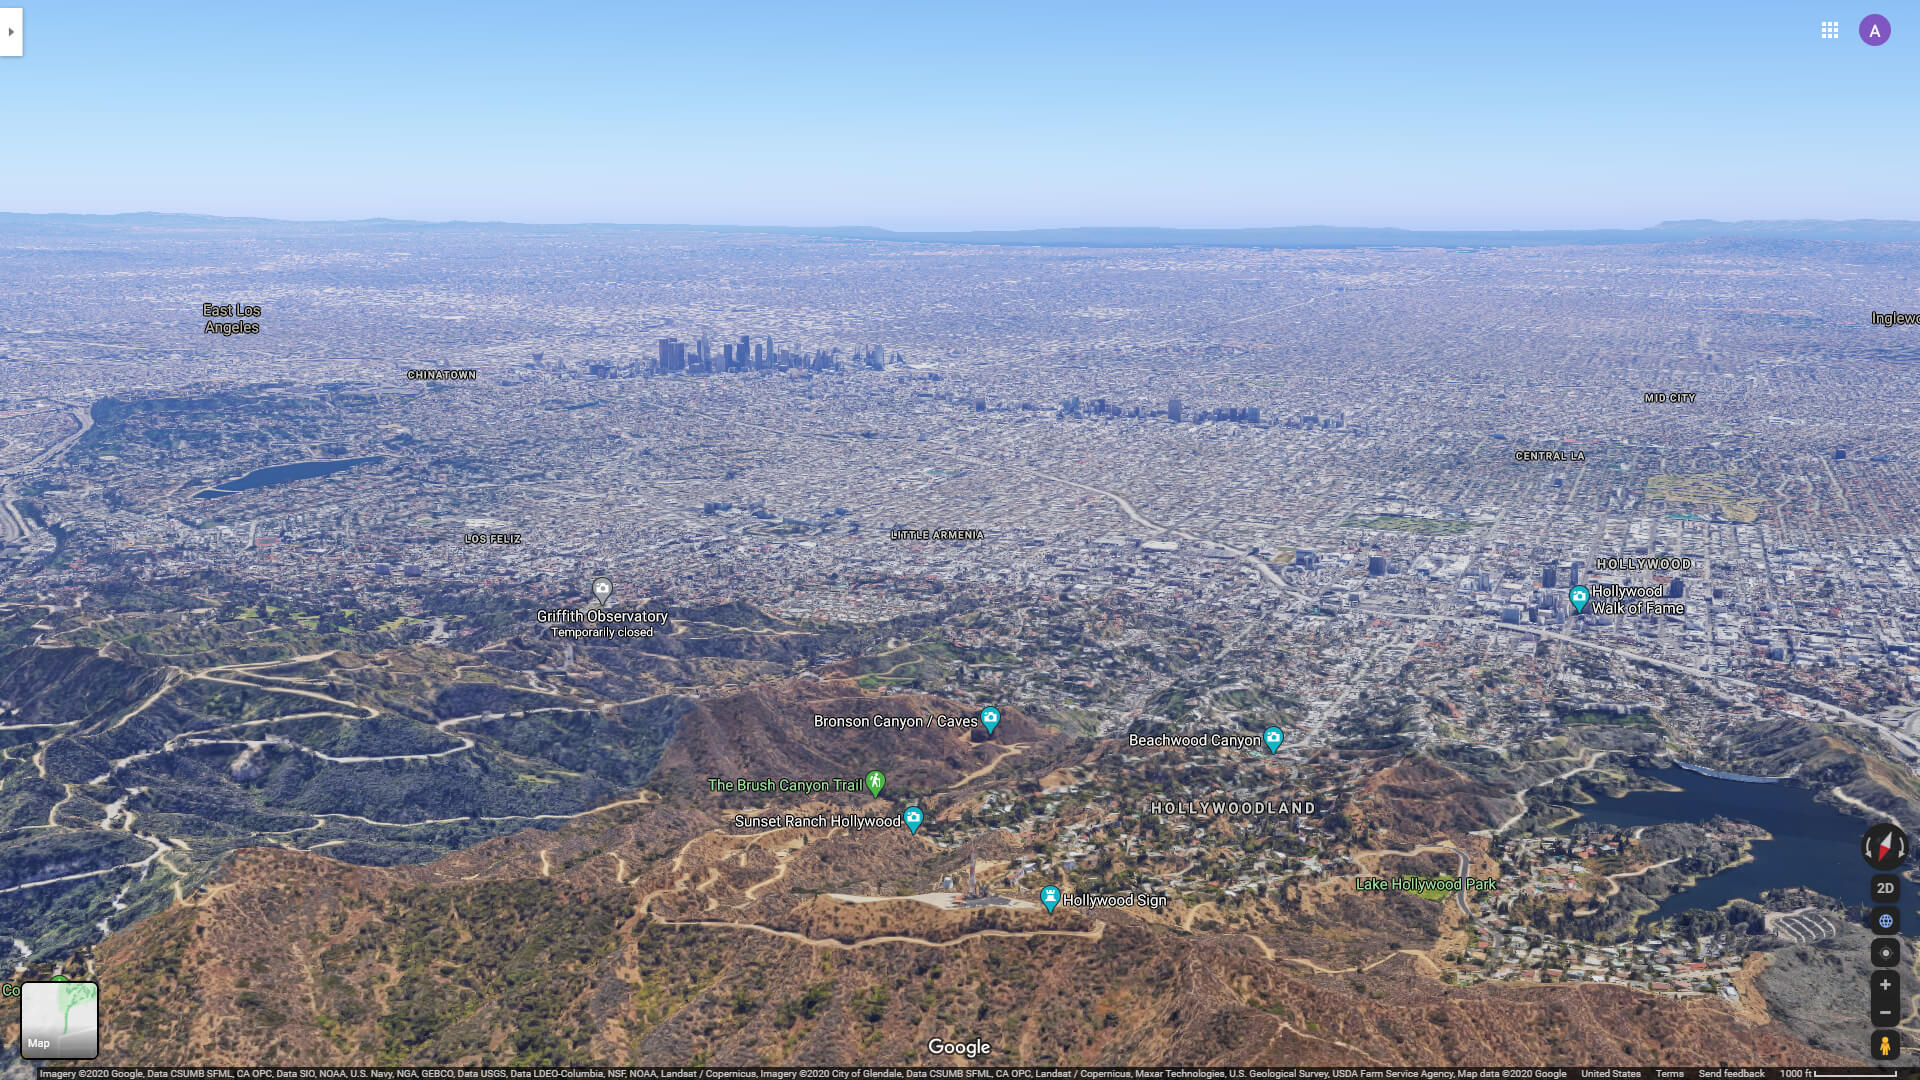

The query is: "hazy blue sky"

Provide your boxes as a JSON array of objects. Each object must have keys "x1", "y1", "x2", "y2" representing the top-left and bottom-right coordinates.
[{"x1": 3, "y1": 2, "x2": 1912, "y2": 228}]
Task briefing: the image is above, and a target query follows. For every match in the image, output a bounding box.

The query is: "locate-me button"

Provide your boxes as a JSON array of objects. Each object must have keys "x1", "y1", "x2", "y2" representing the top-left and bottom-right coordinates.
[{"x1": 0, "y1": 9, "x2": 20, "y2": 58}]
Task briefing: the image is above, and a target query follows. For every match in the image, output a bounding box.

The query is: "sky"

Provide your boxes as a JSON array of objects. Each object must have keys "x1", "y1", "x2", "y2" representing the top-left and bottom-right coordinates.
[{"x1": 1, "y1": 2, "x2": 1914, "y2": 229}]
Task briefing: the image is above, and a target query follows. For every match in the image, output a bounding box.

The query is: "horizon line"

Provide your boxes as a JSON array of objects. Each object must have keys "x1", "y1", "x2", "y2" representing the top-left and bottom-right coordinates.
[{"x1": 6, "y1": 212, "x2": 1920, "y2": 249}]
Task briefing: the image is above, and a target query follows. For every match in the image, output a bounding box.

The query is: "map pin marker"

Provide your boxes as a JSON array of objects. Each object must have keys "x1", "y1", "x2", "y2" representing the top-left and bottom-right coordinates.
[
  {"x1": 591, "y1": 577, "x2": 613, "y2": 606},
  {"x1": 903, "y1": 805, "x2": 923, "y2": 834},
  {"x1": 980, "y1": 706, "x2": 1001, "y2": 736},
  {"x1": 864, "y1": 769, "x2": 886, "y2": 798},
  {"x1": 1568, "y1": 585, "x2": 1590, "y2": 615},
  {"x1": 1041, "y1": 885, "x2": 1061, "y2": 913},
  {"x1": 1263, "y1": 726, "x2": 1285, "y2": 754}
]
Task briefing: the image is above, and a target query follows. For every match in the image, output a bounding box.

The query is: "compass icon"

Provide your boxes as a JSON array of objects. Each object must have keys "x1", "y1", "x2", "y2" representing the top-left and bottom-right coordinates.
[{"x1": 1864, "y1": 823, "x2": 1910, "y2": 872}]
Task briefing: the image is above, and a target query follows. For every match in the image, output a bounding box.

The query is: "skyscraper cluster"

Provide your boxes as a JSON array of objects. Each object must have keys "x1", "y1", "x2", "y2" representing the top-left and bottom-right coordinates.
[{"x1": 652, "y1": 334, "x2": 856, "y2": 375}]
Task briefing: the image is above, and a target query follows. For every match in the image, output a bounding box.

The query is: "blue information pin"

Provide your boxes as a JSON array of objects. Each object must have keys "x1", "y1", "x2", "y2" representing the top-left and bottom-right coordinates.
[
  {"x1": 1041, "y1": 885, "x2": 1061, "y2": 913},
  {"x1": 980, "y1": 706, "x2": 1001, "y2": 736},
  {"x1": 902, "y1": 805, "x2": 923, "y2": 835},
  {"x1": 1263, "y1": 726, "x2": 1285, "y2": 754},
  {"x1": 1568, "y1": 585, "x2": 1591, "y2": 615}
]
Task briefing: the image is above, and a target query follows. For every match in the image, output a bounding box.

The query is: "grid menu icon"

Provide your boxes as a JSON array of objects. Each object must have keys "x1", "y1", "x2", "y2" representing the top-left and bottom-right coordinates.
[{"x1": 1821, "y1": 20, "x2": 1841, "y2": 39}]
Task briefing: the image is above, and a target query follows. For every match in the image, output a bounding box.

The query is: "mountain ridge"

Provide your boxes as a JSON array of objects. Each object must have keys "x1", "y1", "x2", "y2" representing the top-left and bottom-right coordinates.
[{"x1": 5, "y1": 213, "x2": 1920, "y2": 248}]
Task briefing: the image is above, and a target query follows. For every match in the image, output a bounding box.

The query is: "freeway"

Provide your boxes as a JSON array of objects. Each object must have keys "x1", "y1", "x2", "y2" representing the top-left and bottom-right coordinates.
[
  {"x1": 940, "y1": 446, "x2": 1305, "y2": 596},
  {"x1": 0, "y1": 401, "x2": 92, "y2": 546},
  {"x1": 693, "y1": 416, "x2": 1917, "y2": 778},
  {"x1": 933, "y1": 440, "x2": 1920, "y2": 776},
  {"x1": 1373, "y1": 609, "x2": 1920, "y2": 770}
]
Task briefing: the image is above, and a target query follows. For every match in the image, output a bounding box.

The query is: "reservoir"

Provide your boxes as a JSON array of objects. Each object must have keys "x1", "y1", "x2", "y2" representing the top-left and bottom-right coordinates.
[
  {"x1": 195, "y1": 456, "x2": 385, "y2": 499},
  {"x1": 1568, "y1": 767, "x2": 1868, "y2": 921}
]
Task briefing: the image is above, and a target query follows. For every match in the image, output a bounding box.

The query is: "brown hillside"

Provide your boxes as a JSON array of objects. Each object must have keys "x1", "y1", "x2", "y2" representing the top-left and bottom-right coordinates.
[
  {"x1": 85, "y1": 805, "x2": 1858, "y2": 1068},
  {"x1": 653, "y1": 678, "x2": 1051, "y2": 805},
  {"x1": 1347, "y1": 755, "x2": 1514, "y2": 846},
  {"x1": 69, "y1": 678, "x2": 1855, "y2": 1069}
]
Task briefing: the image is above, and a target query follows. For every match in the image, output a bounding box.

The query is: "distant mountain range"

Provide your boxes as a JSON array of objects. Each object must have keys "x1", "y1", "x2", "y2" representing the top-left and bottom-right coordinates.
[
  {"x1": 760, "y1": 219, "x2": 1920, "y2": 248},
  {"x1": 5, "y1": 212, "x2": 1920, "y2": 248}
]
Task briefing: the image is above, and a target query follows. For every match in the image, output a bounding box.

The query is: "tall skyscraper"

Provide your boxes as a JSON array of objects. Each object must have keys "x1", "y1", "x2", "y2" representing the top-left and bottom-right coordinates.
[{"x1": 657, "y1": 338, "x2": 684, "y2": 373}]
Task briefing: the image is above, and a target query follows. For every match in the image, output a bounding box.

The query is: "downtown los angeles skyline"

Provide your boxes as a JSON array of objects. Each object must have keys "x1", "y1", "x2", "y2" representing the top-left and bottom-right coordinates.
[{"x1": 0, "y1": 1, "x2": 1914, "y2": 229}]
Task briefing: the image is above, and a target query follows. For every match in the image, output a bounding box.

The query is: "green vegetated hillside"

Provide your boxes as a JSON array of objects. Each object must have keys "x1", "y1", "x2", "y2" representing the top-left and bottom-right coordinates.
[
  {"x1": 0, "y1": 625, "x2": 685, "y2": 962},
  {"x1": 0, "y1": 584, "x2": 1008, "y2": 966}
]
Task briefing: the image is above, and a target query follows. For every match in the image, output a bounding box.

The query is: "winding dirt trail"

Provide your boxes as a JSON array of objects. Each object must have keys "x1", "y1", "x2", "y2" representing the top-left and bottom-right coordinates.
[
  {"x1": 1602, "y1": 856, "x2": 1680, "y2": 896},
  {"x1": 1830, "y1": 785, "x2": 1898, "y2": 823},
  {"x1": 1285, "y1": 948, "x2": 1445, "y2": 977},
  {"x1": 1351, "y1": 843, "x2": 1461, "y2": 873},
  {"x1": 651, "y1": 916, "x2": 1106, "y2": 951},
  {"x1": 617, "y1": 732, "x2": 1039, "y2": 940},
  {"x1": 1179, "y1": 901, "x2": 1220, "y2": 931},
  {"x1": 0, "y1": 833, "x2": 171, "y2": 896},
  {"x1": 308, "y1": 791, "x2": 656, "y2": 830},
  {"x1": 951, "y1": 742, "x2": 1027, "y2": 788},
  {"x1": 1476, "y1": 750, "x2": 1623, "y2": 836}
]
